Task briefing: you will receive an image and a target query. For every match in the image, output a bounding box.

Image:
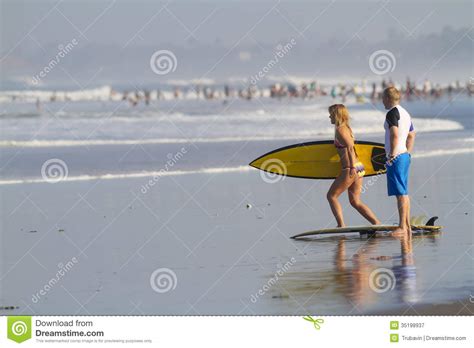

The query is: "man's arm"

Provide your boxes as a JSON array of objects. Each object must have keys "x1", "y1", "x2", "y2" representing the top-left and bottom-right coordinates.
[
  {"x1": 406, "y1": 131, "x2": 416, "y2": 153},
  {"x1": 385, "y1": 107, "x2": 400, "y2": 160},
  {"x1": 389, "y1": 126, "x2": 399, "y2": 158},
  {"x1": 406, "y1": 122, "x2": 415, "y2": 153}
]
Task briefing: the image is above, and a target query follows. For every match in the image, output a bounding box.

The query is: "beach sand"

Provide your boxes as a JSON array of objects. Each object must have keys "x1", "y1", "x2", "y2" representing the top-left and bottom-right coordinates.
[
  {"x1": 371, "y1": 298, "x2": 473, "y2": 315},
  {"x1": 1, "y1": 150, "x2": 472, "y2": 315}
]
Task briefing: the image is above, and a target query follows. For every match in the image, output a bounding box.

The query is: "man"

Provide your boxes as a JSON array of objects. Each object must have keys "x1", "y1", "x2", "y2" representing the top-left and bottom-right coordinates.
[{"x1": 383, "y1": 87, "x2": 416, "y2": 234}]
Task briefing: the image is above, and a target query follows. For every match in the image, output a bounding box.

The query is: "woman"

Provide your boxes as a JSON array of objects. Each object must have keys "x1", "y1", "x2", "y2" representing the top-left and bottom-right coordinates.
[{"x1": 327, "y1": 104, "x2": 380, "y2": 227}]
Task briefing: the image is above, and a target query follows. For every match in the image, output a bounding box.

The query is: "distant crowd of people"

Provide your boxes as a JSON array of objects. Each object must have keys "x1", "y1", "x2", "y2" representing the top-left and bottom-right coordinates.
[
  {"x1": 114, "y1": 78, "x2": 473, "y2": 107},
  {"x1": 24, "y1": 77, "x2": 474, "y2": 110}
]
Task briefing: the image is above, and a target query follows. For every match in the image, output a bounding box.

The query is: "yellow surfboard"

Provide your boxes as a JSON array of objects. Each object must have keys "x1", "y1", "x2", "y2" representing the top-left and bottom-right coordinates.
[{"x1": 249, "y1": 140, "x2": 386, "y2": 179}]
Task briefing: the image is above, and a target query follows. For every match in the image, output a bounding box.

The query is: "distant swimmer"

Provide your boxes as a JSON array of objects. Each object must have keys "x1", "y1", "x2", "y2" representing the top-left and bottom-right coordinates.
[
  {"x1": 246, "y1": 86, "x2": 253, "y2": 100},
  {"x1": 144, "y1": 90, "x2": 150, "y2": 105},
  {"x1": 423, "y1": 79, "x2": 431, "y2": 97},
  {"x1": 340, "y1": 84, "x2": 347, "y2": 102},
  {"x1": 371, "y1": 82, "x2": 377, "y2": 101},
  {"x1": 405, "y1": 77, "x2": 413, "y2": 100}
]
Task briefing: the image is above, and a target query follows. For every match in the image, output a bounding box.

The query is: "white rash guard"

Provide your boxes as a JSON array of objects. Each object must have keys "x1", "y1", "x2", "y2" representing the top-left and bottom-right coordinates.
[{"x1": 384, "y1": 104, "x2": 414, "y2": 157}]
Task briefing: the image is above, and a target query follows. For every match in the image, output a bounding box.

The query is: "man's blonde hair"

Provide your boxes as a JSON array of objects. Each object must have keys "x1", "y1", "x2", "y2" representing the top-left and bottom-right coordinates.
[{"x1": 383, "y1": 86, "x2": 400, "y2": 103}]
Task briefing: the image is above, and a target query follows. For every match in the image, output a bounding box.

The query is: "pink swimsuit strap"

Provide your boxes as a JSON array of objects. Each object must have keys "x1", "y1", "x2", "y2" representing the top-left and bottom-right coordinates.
[{"x1": 334, "y1": 137, "x2": 347, "y2": 149}]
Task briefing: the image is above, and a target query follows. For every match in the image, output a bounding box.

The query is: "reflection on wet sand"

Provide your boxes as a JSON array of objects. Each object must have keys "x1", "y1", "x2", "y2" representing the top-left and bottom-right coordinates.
[{"x1": 273, "y1": 232, "x2": 440, "y2": 314}]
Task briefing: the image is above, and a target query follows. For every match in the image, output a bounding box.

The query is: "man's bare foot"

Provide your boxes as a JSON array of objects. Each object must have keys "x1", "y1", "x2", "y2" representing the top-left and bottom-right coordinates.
[{"x1": 391, "y1": 227, "x2": 408, "y2": 237}]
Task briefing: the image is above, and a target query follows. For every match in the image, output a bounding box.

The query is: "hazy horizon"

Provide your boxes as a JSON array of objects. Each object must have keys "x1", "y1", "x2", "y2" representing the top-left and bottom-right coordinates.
[{"x1": 1, "y1": 0, "x2": 473, "y2": 89}]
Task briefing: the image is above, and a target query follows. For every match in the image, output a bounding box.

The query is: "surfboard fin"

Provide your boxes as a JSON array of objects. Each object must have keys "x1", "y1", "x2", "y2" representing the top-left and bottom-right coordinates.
[
  {"x1": 410, "y1": 215, "x2": 426, "y2": 225},
  {"x1": 425, "y1": 216, "x2": 438, "y2": 226}
]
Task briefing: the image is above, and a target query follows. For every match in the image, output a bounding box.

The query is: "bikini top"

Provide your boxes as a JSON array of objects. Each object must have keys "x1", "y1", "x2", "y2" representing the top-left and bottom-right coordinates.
[
  {"x1": 334, "y1": 137, "x2": 347, "y2": 149},
  {"x1": 334, "y1": 126, "x2": 354, "y2": 149}
]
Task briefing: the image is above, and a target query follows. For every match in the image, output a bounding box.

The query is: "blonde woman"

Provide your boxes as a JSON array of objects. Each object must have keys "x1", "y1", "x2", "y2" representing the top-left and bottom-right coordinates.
[{"x1": 327, "y1": 104, "x2": 380, "y2": 227}]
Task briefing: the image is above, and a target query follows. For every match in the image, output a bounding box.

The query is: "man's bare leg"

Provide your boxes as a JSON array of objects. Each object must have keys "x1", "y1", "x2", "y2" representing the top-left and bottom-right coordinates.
[
  {"x1": 405, "y1": 196, "x2": 412, "y2": 233},
  {"x1": 392, "y1": 195, "x2": 409, "y2": 235}
]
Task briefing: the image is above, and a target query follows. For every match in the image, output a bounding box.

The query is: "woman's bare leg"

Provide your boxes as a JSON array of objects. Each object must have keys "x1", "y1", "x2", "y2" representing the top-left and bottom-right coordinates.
[
  {"x1": 327, "y1": 170, "x2": 354, "y2": 227},
  {"x1": 348, "y1": 177, "x2": 381, "y2": 225}
]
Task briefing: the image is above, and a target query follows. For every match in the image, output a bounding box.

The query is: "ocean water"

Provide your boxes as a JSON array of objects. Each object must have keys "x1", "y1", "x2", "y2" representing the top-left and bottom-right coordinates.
[{"x1": 0, "y1": 94, "x2": 472, "y2": 183}]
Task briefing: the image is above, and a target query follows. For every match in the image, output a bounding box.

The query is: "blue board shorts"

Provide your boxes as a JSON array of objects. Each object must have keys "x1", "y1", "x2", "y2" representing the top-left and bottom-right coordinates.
[{"x1": 386, "y1": 152, "x2": 411, "y2": 196}]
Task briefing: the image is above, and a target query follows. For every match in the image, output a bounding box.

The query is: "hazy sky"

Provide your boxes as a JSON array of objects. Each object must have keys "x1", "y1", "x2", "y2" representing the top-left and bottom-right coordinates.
[
  {"x1": 1, "y1": 0, "x2": 472, "y2": 48},
  {"x1": 1, "y1": 0, "x2": 472, "y2": 87}
]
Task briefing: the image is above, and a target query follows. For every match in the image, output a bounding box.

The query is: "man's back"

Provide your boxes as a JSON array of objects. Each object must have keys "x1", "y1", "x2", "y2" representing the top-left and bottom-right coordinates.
[{"x1": 384, "y1": 104, "x2": 412, "y2": 156}]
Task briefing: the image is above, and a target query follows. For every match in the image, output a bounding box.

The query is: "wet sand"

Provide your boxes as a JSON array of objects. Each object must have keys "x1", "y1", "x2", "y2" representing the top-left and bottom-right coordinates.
[
  {"x1": 0, "y1": 151, "x2": 472, "y2": 315},
  {"x1": 372, "y1": 298, "x2": 473, "y2": 315}
]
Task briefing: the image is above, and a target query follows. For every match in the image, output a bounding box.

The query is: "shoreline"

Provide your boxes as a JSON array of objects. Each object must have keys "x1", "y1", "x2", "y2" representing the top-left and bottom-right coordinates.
[{"x1": 0, "y1": 145, "x2": 472, "y2": 186}]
